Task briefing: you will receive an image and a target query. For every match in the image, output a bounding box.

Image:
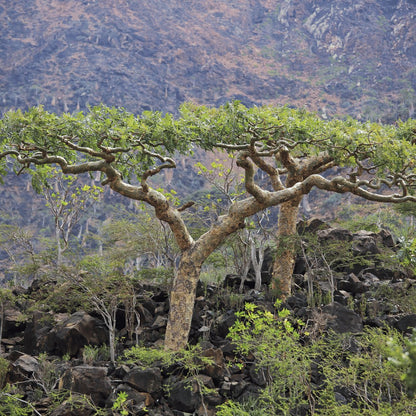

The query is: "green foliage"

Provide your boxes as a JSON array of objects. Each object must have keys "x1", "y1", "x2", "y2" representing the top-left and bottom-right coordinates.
[
  {"x1": 397, "y1": 236, "x2": 416, "y2": 271},
  {"x1": 135, "y1": 267, "x2": 174, "y2": 286},
  {"x1": 222, "y1": 302, "x2": 416, "y2": 415},
  {"x1": 0, "y1": 359, "x2": 9, "y2": 390},
  {"x1": 0, "y1": 386, "x2": 32, "y2": 416},
  {"x1": 122, "y1": 345, "x2": 170, "y2": 368},
  {"x1": 122, "y1": 343, "x2": 214, "y2": 376},
  {"x1": 0, "y1": 104, "x2": 191, "y2": 182},
  {"x1": 35, "y1": 353, "x2": 60, "y2": 394},
  {"x1": 179, "y1": 101, "x2": 416, "y2": 176},
  {"x1": 3, "y1": 102, "x2": 411, "y2": 189},
  {"x1": 388, "y1": 328, "x2": 416, "y2": 398},
  {"x1": 47, "y1": 390, "x2": 106, "y2": 415},
  {"x1": 316, "y1": 328, "x2": 414, "y2": 415},
  {"x1": 226, "y1": 302, "x2": 312, "y2": 415},
  {"x1": 172, "y1": 344, "x2": 215, "y2": 377},
  {"x1": 374, "y1": 283, "x2": 416, "y2": 315},
  {"x1": 112, "y1": 391, "x2": 130, "y2": 416},
  {"x1": 82, "y1": 344, "x2": 110, "y2": 364},
  {"x1": 216, "y1": 399, "x2": 253, "y2": 416}
]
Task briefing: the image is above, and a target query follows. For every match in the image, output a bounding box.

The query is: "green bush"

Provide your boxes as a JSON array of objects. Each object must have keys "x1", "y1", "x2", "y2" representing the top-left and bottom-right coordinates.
[
  {"x1": 82, "y1": 344, "x2": 110, "y2": 365},
  {"x1": 0, "y1": 358, "x2": 9, "y2": 390},
  {"x1": 122, "y1": 345, "x2": 170, "y2": 368},
  {"x1": 220, "y1": 302, "x2": 416, "y2": 416},
  {"x1": 225, "y1": 301, "x2": 314, "y2": 415},
  {"x1": 0, "y1": 385, "x2": 32, "y2": 416},
  {"x1": 316, "y1": 328, "x2": 414, "y2": 415},
  {"x1": 388, "y1": 328, "x2": 416, "y2": 397}
]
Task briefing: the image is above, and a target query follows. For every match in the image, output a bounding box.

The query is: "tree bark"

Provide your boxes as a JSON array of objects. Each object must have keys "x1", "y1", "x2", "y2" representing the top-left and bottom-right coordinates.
[
  {"x1": 251, "y1": 238, "x2": 265, "y2": 292},
  {"x1": 164, "y1": 249, "x2": 202, "y2": 351},
  {"x1": 271, "y1": 196, "x2": 302, "y2": 299}
]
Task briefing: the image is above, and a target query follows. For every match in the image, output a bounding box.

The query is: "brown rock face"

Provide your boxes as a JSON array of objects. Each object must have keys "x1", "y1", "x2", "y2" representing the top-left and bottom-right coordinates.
[{"x1": 1, "y1": 0, "x2": 415, "y2": 120}]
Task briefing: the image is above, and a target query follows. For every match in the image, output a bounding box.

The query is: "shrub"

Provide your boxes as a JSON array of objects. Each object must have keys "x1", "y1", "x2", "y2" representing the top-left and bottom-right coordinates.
[{"x1": 225, "y1": 301, "x2": 315, "y2": 415}]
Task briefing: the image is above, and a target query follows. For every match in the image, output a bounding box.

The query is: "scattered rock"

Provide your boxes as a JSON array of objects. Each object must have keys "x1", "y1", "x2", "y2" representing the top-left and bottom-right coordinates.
[
  {"x1": 48, "y1": 311, "x2": 108, "y2": 357},
  {"x1": 200, "y1": 347, "x2": 226, "y2": 380},
  {"x1": 59, "y1": 366, "x2": 112, "y2": 406},
  {"x1": 320, "y1": 302, "x2": 363, "y2": 334},
  {"x1": 394, "y1": 314, "x2": 416, "y2": 334},
  {"x1": 8, "y1": 354, "x2": 38, "y2": 383},
  {"x1": 3, "y1": 218, "x2": 415, "y2": 415},
  {"x1": 124, "y1": 366, "x2": 162, "y2": 393}
]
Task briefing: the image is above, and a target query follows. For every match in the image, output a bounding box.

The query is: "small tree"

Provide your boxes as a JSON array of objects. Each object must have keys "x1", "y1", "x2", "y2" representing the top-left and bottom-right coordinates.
[
  {"x1": 0, "y1": 222, "x2": 39, "y2": 285},
  {"x1": 101, "y1": 206, "x2": 180, "y2": 273},
  {"x1": 0, "y1": 288, "x2": 13, "y2": 355},
  {"x1": 69, "y1": 255, "x2": 137, "y2": 363},
  {"x1": 36, "y1": 167, "x2": 102, "y2": 265},
  {"x1": 182, "y1": 104, "x2": 416, "y2": 299}
]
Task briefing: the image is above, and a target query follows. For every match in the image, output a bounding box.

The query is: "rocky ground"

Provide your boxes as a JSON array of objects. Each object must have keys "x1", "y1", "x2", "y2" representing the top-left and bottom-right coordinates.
[{"x1": 2, "y1": 220, "x2": 416, "y2": 415}]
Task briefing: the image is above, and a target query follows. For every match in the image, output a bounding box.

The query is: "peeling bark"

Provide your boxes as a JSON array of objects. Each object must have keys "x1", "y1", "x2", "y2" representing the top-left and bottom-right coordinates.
[
  {"x1": 271, "y1": 196, "x2": 302, "y2": 299},
  {"x1": 164, "y1": 250, "x2": 201, "y2": 351}
]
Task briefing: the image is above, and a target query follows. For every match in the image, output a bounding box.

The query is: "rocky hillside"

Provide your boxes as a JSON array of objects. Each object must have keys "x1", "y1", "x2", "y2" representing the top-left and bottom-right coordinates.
[
  {"x1": 3, "y1": 221, "x2": 416, "y2": 414},
  {"x1": 1, "y1": 0, "x2": 415, "y2": 120}
]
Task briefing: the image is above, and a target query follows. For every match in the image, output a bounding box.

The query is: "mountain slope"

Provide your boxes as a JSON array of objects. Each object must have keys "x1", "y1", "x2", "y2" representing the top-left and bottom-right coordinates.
[{"x1": 1, "y1": 0, "x2": 415, "y2": 120}]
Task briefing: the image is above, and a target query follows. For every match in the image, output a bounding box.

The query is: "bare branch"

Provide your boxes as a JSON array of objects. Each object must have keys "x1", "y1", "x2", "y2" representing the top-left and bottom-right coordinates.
[
  {"x1": 310, "y1": 174, "x2": 416, "y2": 203},
  {"x1": 250, "y1": 153, "x2": 284, "y2": 191},
  {"x1": 178, "y1": 201, "x2": 195, "y2": 212},
  {"x1": 59, "y1": 135, "x2": 117, "y2": 162},
  {"x1": 141, "y1": 152, "x2": 176, "y2": 192},
  {"x1": 0, "y1": 149, "x2": 19, "y2": 158},
  {"x1": 236, "y1": 152, "x2": 270, "y2": 203},
  {"x1": 299, "y1": 153, "x2": 335, "y2": 178}
]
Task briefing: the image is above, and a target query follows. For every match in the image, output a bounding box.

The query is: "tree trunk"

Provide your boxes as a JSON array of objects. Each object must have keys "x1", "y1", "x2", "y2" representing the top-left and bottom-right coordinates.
[
  {"x1": 0, "y1": 302, "x2": 3, "y2": 355},
  {"x1": 164, "y1": 250, "x2": 202, "y2": 351},
  {"x1": 55, "y1": 224, "x2": 63, "y2": 266},
  {"x1": 109, "y1": 324, "x2": 116, "y2": 364},
  {"x1": 250, "y1": 239, "x2": 265, "y2": 292},
  {"x1": 271, "y1": 197, "x2": 302, "y2": 299}
]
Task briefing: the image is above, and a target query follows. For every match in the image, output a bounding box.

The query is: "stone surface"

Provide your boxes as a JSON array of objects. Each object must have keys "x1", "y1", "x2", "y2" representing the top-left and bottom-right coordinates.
[
  {"x1": 8, "y1": 354, "x2": 39, "y2": 383},
  {"x1": 395, "y1": 314, "x2": 416, "y2": 334},
  {"x1": 166, "y1": 375, "x2": 215, "y2": 413},
  {"x1": 48, "y1": 311, "x2": 108, "y2": 357},
  {"x1": 59, "y1": 366, "x2": 112, "y2": 406},
  {"x1": 200, "y1": 347, "x2": 226, "y2": 380},
  {"x1": 113, "y1": 384, "x2": 154, "y2": 407},
  {"x1": 320, "y1": 302, "x2": 363, "y2": 334},
  {"x1": 124, "y1": 367, "x2": 162, "y2": 393}
]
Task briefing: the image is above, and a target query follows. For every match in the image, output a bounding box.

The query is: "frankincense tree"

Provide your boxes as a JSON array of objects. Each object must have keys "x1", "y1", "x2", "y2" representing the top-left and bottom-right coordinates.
[{"x1": 1, "y1": 102, "x2": 415, "y2": 350}]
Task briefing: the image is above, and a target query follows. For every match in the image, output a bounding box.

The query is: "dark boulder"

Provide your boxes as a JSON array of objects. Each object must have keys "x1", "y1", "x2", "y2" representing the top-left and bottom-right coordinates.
[
  {"x1": 48, "y1": 311, "x2": 108, "y2": 357},
  {"x1": 124, "y1": 366, "x2": 162, "y2": 394},
  {"x1": 319, "y1": 302, "x2": 363, "y2": 334},
  {"x1": 394, "y1": 314, "x2": 416, "y2": 334},
  {"x1": 166, "y1": 375, "x2": 215, "y2": 413},
  {"x1": 200, "y1": 347, "x2": 226, "y2": 380},
  {"x1": 59, "y1": 365, "x2": 111, "y2": 406},
  {"x1": 338, "y1": 273, "x2": 366, "y2": 294},
  {"x1": 352, "y1": 230, "x2": 381, "y2": 256},
  {"x1": 317, "y1": 227, "x2": 353, "y2": 242},
  {"x1": 7, "y1": 353, "x2": 38, "y2": 383}
]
